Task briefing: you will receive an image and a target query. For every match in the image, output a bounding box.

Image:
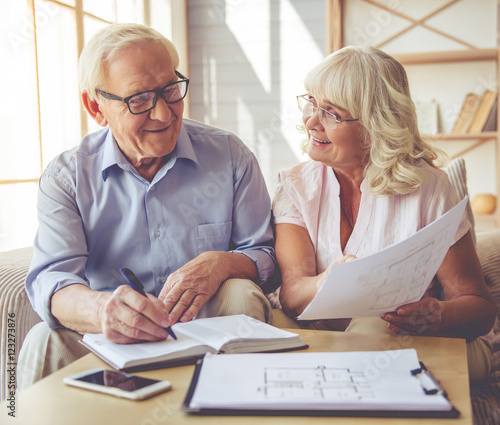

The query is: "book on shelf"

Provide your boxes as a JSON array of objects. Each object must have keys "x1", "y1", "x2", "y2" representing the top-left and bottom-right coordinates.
[
  {"x1": 451, "y1": 93, "x2": 481, "y2": 134},
  {"x1": 468, "y1": 90, "x2": 497, "y2": 133},
  {"x1": 81, "y1": 314, "x2": 307, "y2": 372},
  {"x1": 482, "y1": 97, "x2": 497, "y2": 132}
]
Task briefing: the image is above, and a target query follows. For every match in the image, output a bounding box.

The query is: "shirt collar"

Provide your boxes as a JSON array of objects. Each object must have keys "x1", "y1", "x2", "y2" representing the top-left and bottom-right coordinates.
[
  {"x1": 172, "y1": 124, "x2": 200, "y2": 166},
  {"x1": 100, "y1": 123, "x2": 200, "y2": 181},
  {"x1": 101, "y1": 129, "x2": 122, "y2": 181}
]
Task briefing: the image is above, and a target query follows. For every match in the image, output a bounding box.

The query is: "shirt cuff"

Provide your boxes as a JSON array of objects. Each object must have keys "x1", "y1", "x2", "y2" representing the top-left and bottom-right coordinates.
[
  {"x1": 231, "y1": 247, "x2": 278, "y2": 293},
  {"x1": 28, "y1": 272, "x2": 89, "y2": 330}
]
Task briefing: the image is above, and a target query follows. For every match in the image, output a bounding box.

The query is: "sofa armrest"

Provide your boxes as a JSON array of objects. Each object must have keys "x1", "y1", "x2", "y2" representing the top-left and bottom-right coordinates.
[
  {"x1": 0, "y1": 247, "x2": 40, "y2": 401},
  {"x1": 476, "y1": 229, "x2": 500, "y2": 338}
]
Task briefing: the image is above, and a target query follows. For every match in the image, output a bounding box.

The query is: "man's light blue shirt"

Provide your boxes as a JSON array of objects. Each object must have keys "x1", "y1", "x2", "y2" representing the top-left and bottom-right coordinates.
[{"x1": 26, "y1": 119, "x2": 277, "y2": 329}]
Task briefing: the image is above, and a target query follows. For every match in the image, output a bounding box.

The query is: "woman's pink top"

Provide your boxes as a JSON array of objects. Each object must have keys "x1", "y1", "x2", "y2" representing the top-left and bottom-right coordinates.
[{"x1": 273, "y1": 159, "x2": 470, "y2": 275}]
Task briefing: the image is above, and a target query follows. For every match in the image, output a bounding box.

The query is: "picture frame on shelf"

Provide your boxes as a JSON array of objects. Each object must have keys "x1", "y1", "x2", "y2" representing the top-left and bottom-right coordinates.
[{"x1": 415, "y1": 99, "x2": 439, "y2": 135}]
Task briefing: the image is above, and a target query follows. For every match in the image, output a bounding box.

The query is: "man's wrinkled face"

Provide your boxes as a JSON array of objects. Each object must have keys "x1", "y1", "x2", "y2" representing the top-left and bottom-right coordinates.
[{"x1": 97, "y1": 41, "x2": 184, "y2": 166}]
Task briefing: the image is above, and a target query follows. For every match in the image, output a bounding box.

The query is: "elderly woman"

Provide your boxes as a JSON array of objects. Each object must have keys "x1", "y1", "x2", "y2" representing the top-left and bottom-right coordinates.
[{"x1": 272, "y1": 45, "x2": 496, "y2": 383}]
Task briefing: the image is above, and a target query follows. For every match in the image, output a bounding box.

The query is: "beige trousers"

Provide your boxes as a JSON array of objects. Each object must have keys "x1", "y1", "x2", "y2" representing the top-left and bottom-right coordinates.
[
  {"x1": 271, "y1": 309, "x2": 493, "y2": 385},
  {"x1": 17, "y1": 278, "x2": 271, "y2": 390}
]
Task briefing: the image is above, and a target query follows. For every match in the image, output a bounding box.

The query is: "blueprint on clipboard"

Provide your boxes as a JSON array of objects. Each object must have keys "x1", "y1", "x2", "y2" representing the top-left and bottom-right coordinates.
[
  {"x1": 298, "y1": 197, "x2": 468, "y2": 320},
  {"x1": 183, "y1": 350, "x2": 457, "y2": 416}
]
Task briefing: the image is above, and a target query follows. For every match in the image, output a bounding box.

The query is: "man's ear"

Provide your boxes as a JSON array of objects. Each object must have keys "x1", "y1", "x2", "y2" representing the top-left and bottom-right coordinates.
[{"x1": 82, "y1": 91, "x2": 108, "y2": 127}]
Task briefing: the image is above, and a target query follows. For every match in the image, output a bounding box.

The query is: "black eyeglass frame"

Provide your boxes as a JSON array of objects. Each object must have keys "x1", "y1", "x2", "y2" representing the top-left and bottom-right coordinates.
[
  {"x1": 297, "y1": 94, "x2": 359, "y2": 129},
  {"x1": 96, "y1": 70, "x2": 190, "y2": 115}
]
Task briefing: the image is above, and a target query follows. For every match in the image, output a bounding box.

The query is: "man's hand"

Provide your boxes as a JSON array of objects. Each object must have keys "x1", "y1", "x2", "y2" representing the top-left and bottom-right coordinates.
[
  {"x1": 158, "y1": 251, "x2": 235, "y2": 325},
  {"x1": 97, "y1": 286, "x2": 172, "y2": 344},
  {"x1": 381, "y1": 297, "x2": 442, "y2": 336}
]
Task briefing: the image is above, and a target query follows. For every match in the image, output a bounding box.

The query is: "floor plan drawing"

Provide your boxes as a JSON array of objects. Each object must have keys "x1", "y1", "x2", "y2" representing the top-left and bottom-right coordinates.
[
  {"x1": 364, "y1": 221, "x2": 454, "y2": 312},
  {"x1": 258, "y1": 366, "x2": 375, "y2": 401},
  {"x1": 298, "y1": 198, "x2": 467, "y2": 320},
  {"x1": 365, "y1": 242, "x2": 435, "y2": 312},
  {"x1": 188, "y1": 350, "x2": 455, "y2": 414}
]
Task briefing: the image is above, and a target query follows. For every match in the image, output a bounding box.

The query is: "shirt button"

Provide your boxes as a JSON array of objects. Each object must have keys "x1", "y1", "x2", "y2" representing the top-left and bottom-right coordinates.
[
  {"x1": 150, "y1": 185, "x2": 155, "y2": 191},
  {"x1": 154, "y1": 230, "x2": 161, "y2": 238},
  {"x1": 160, "y1": 276, "x2": 166, "y2": 283}
]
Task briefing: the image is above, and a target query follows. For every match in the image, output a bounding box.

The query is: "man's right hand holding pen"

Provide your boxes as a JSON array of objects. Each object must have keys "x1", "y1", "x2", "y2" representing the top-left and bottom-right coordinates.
[
  {"x1": 84, "y1": 268, "x2": 177, "y2": 345},
  {"x1": 120, "y1": 268, "x2": 177, "y2": 341}
]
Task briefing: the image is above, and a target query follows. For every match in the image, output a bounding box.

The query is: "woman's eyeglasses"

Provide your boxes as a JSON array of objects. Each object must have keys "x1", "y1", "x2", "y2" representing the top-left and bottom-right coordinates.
[{"x1": 297, "y1": 94, "x2": 359, "y2": 129}]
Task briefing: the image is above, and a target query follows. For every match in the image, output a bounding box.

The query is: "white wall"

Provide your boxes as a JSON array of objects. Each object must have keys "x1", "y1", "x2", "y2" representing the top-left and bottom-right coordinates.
[
  {"x1": 188, "y1": 0, "x2": 498, "y2": 229},
  {"x1": 188, "y1": 0, "x2": 325, "y2": 192}
]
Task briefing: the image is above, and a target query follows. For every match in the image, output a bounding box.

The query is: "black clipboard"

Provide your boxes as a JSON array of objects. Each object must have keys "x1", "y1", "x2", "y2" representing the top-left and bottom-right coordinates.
[{"x1": 182, "y1": 357, "x2": 460, "y2": 418}]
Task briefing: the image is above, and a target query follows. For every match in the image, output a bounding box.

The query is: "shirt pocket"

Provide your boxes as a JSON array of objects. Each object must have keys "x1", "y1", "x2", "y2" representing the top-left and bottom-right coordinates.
[{"x1": 195, "y1": 221, "x2": 232, "y2": 255}]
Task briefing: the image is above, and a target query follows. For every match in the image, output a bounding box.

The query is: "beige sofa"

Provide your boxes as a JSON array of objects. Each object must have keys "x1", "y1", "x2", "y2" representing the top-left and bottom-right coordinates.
[{"x1": 0, "y1": 246, "x2": 41, "y2": 400}]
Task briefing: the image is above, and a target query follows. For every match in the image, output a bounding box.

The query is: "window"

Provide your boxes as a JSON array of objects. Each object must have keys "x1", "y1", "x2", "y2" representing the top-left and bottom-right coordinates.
[{"x1": 1, "y1": 0, "x2": 187, "y2": 252}]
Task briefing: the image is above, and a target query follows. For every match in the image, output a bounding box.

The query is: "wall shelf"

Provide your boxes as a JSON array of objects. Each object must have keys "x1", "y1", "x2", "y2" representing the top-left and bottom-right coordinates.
[
  {"x1": 393, "y1": 48, "x2": 498, "y2": 66},
  {"x1": 328, "y1": 0, "x2": 500, "y2": 228},
  {"x1": 422, "y1": 132, "x2": 498, "y2": 141}
]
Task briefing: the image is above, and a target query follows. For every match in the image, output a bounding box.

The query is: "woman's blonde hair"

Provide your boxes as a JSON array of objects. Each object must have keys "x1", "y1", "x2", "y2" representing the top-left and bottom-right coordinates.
[
  {"x1": 303, "y1": 45, "x2": 446, "y2": 196},
  {"x1": 78, "y1": 23, "x2": 179, "y2": 101}
]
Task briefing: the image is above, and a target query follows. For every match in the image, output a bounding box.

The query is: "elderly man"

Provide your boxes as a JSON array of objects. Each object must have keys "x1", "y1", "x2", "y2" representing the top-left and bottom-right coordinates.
[{"x1": 18, "y1": 23, "x2": 276, "y2": 387}]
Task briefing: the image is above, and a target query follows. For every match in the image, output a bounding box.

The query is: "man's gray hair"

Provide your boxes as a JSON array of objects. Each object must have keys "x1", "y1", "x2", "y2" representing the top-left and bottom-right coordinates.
[{"x1": 78, "y1": 23, "x2": 179, "y2": 101}]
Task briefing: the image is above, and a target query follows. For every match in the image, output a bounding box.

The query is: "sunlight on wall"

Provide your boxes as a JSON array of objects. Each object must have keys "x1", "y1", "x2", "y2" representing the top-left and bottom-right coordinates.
[
  {"x1": 224, "y1": 0, "x2": 325, "y2": 164},
  {"x1": 279, "y1": 0, "x2": 324, "y2": 162},
  {"x1": 189, "y1": 0, "x2": 326, "y2": 192},
  {"x1": 226, "y1": 0, "x2": 272, "y2": 93},
  {"x1": 236, "y1": 96, "x2": 255, "y2": 150}
]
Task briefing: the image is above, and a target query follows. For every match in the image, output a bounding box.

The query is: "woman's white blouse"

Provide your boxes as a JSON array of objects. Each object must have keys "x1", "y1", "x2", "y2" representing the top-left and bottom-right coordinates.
[{"x1": 273, "y1": 159, "x2": 470, "y2": 274}]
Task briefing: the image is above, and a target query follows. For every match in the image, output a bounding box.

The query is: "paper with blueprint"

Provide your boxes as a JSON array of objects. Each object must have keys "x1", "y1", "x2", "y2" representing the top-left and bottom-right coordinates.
[
  {"x1": 184, "y1": 350, "x2": 456, "y2": 415},
  {"x1": 297, "y1": 197, "x2": 468, "y2": 320}
]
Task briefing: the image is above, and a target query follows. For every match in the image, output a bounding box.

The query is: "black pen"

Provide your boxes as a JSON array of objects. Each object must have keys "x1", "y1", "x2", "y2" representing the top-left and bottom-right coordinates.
[{"x1": 119, "y1": 267, "x2": 177, "y2": 340}]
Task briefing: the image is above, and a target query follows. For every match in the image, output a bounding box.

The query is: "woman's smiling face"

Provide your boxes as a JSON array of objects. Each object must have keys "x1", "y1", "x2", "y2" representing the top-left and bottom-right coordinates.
[{"x1": 303, "y1": 94, "x2": 366, "y2": 172}]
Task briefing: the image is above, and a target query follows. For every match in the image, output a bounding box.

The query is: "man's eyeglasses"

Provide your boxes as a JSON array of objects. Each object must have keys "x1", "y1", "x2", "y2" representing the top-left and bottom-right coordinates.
[
  {"x1": 297, "y1": 94, "x2": 359, "y2": 129},
  {"x1": 96, "y1": 71, "x2": 190, "y2": 115}
]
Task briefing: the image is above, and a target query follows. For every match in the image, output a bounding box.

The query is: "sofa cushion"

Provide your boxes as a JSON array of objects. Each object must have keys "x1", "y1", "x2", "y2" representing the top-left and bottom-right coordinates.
[
  {"x1": 443, "y1": 156, "x2": 476, "y2": 246},
  {"x1": 0, "y1": 247, "x2": 41, "y2": 401},
  {"x1": 476, "y1": 229, "x2": 500, "y2": 318},
  {"x1": 470, "y1": 229, "x2": 500, "y2": 424}
]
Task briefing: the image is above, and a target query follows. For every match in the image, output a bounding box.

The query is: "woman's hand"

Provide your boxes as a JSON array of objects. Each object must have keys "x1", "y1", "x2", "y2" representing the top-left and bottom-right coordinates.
[
  {"x1": 276, "y1": 223, "x2": 359, "y2": 317},
  {"x1": 381, "y1": 297, "x2": 442, "y2": 336},
  {"x1": 316, "y1": 255, "x2": 357, "y2": 289}
]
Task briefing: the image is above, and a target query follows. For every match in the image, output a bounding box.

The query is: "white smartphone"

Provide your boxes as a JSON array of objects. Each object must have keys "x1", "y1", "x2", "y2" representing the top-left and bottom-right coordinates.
[{"x1": 63, "y1": 368, "x2": 172, "y2": 400}]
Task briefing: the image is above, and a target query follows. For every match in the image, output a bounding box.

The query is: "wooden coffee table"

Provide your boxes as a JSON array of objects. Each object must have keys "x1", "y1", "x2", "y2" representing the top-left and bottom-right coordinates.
[{"x1": 11, "y1": 329, "x2": 472, "y2": 424}]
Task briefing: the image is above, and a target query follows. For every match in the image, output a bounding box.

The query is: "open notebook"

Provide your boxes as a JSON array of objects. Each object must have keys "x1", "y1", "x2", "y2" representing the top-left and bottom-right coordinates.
[{"x1": 82, "y1": 314, "x2": 307, "y2": 371}]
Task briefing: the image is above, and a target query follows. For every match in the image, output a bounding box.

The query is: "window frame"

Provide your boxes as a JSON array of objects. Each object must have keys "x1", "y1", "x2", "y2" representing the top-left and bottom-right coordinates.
[{"x1": 0, "y1": 0, "x2": 188, "y2": 251}]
